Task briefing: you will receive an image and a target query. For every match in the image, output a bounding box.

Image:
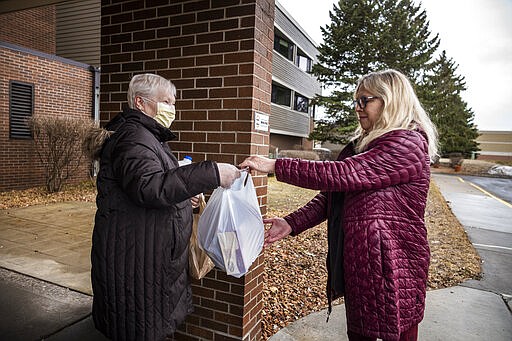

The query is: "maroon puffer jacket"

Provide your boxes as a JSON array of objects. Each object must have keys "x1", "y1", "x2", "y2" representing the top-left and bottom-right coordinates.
[{"x1": 276, "y1": 129, "x2": 430, "y2": 340}]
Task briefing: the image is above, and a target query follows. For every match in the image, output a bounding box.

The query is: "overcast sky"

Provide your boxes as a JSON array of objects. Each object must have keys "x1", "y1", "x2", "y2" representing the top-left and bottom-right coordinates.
[{"x1": 277, "y1": 0, "x2": 512, "y2": 131}]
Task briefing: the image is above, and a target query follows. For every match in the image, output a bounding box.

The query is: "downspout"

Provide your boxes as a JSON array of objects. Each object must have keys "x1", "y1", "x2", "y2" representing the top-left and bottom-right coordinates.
[
  {"x1": 89, "y1": 65, "x2": 101, "y2": 177},
  {"x1": 89, "y1": 65, "x2": 101, "y2": 123}
]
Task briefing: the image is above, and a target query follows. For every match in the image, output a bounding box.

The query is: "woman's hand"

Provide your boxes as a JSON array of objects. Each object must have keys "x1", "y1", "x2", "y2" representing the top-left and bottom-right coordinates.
[
  {"x1": 190, "y1": 194, "x2": 201, "y2": 208},
  {"x1": 239, "y1": 156, "x2": 276, "y2": 174},
  {"x1": 263, "y1": 217, "x2": 292, "y2": 247},
  {"x1": 217, "y1": 163, "x2": 241, "y2": 188}
]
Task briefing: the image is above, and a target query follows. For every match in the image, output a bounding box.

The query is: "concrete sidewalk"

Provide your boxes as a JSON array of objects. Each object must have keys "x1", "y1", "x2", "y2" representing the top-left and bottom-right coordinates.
[
  {"x1": 0, "y1": 202, "x2": 95, "y2": 295},
  {"x1": 0, "y1": 202, "x2": 98, "y2": 340},
  {"x1": 1, "y1": 184, "x2": 512, "y2": 340},
  {"x1": 269, "y1": 286, "x2": 512, "y2": 341}
]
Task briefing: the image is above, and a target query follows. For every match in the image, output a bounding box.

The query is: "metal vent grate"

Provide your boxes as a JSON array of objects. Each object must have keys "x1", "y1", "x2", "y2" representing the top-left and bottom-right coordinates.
[{"x1": 9, "y1": 81, "x2": 34, "y2": 139}]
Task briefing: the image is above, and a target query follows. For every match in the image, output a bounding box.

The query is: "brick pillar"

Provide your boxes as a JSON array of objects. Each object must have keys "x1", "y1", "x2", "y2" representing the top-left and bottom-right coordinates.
[{"x1": 100, "y1": 1, "x2": 274, "y2": 340}]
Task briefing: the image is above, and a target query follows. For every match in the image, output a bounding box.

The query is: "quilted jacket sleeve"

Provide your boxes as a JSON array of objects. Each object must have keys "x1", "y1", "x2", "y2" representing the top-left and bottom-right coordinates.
[
  {"x1": 284, "y1": 192, "x2": 328, "y2": 236},
  {"x1": 111, "y1": 128, "x2": 220, "y2": 208},
  {"x1": 275, "y1": 130, "x2": 428, "y2": 192}
]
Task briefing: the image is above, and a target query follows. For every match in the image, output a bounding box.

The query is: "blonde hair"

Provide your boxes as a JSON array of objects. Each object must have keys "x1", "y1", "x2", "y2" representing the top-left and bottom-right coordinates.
[
  {"x1": 353, "y1": 69, "x2": 438, "y2": 161},
  {"x1": 127, "y1": 73, "x2": 176, "y2": 109}
]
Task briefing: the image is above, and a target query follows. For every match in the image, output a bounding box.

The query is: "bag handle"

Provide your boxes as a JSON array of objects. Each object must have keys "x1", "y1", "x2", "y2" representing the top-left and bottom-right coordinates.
[{"x1": 241, "y1": 167, "x2": 250, "y2": 187}]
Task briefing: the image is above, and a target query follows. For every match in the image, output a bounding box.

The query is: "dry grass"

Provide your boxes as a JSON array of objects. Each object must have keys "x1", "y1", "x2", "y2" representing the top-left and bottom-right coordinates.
[{"x1": 0, "y1": 181, "x2": 96, "y2": 210}]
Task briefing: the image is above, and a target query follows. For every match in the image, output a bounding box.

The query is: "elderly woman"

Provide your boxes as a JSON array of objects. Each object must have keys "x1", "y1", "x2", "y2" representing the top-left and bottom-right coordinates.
[
  {"x1": 87, "y1": 73, "x2": 240, "y2": 340},
  {"x1": 240, "y1": 69, "x2": 438, "y2": 341}
]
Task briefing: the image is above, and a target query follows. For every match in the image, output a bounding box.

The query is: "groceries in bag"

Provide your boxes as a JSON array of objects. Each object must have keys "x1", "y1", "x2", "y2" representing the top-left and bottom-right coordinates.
[{"x1": 197, "y1": 172, "x2": 264, "y2": 278}]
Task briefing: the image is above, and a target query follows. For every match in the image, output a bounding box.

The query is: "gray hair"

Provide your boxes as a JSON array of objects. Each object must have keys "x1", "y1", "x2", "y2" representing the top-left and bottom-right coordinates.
[{"x1": 127, "y1": 74, "x2": 176, "y2": 109}]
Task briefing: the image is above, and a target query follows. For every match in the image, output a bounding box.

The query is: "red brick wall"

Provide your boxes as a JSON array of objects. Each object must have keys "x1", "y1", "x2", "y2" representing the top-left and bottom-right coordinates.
[
  {"x1": 188, "y1": 255, "x2": 265, "y2": 340},
  {"x1": 100, "y1": 0, "x2": 274, "y2": 339},
  {"x1": 0, "y1": 6, "x2": 56, "y2": 54},
  {"x1": 0, "y1": 45, "x2": 93, "y2": 191}
]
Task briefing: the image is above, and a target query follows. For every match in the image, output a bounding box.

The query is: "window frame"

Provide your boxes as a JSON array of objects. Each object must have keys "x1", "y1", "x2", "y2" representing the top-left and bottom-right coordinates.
[
  {"x1": 271, "y1": 82, "x2": 292, "y2": 107},
  {"x1": 296, "y1": 49, "x2": 312, "y2": 72},
  {"x1": 294, "y1": 92, "x2": 309, "y2": 114},
  {"x1": 274, "y1": 31, "x2": 294, "y2": 61}
]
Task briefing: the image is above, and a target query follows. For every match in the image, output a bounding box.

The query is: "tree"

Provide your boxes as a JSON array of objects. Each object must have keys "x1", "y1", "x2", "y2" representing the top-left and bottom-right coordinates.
[
  {"x1": 29, "y1": 115, "x2": 93, "y2": 193},
  {"x1": 420, "y1": 51, "x2": 479, "y2": 158},
  {"x1": 310, "y1": 0, "x2": 439, "y2": 144}
]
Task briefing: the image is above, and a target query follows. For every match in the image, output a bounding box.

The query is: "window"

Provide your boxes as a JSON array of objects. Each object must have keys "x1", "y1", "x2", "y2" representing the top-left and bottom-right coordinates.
[
  {"x1": 271, "y1": 83, "x2": 291, "y2": 107},
  {"x1": 294, "y1": 93, "x2": 309, "y2": 113},
  {"x1": 10, "y1": 81, "x2": 34, "y2": 139},
  {"x1": 296, "y1": 50, "x2": 312, "y2": 72},
  {"x1": 274, "y1": 32, "x2": 294, "y2": 61}
]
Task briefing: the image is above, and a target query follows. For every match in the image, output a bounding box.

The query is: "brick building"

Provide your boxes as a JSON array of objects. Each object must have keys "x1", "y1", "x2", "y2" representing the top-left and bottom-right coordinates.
[
  {"x1": 0, "y1": 42, "x2": 95, "y2": 191},
  {"x1": 270, "y1": 2, "x2": 321, "y2": 152},
  {"x1": 0, "y1": 0, "x2": 323, "y2": 339},
  {"x1": 476, "y1": 130, "x2": 512, "y2": 162},
  {"x1": 0, "y1": 0, "x2": 100, "y2": 192},
  {"x1": 0, "y1": 0, "x2": 321, "y2": 187}
]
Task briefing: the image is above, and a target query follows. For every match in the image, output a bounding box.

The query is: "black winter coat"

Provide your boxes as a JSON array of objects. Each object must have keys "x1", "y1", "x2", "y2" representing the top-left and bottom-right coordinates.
[{"x1": 90, "y1": 108, "x2": 220, "y2": 341}]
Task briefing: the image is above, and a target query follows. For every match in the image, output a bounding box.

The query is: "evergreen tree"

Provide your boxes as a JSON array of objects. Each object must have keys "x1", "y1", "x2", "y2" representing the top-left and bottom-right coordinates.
[
  {"x1": 378, "y1": 0, "x2": 439, "y2": 80},
  {"x1": 421, "y1": 51, "x2": 479, "y2": 157},
  {"x1": 310, "y1": 0, "x2": 439, "y2": 144}
]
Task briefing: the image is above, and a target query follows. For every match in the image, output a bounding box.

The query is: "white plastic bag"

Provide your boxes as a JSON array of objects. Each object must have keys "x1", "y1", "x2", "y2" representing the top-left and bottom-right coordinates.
[{"x1": 197, "y1": 172, "x2": 264, "y2": 278}]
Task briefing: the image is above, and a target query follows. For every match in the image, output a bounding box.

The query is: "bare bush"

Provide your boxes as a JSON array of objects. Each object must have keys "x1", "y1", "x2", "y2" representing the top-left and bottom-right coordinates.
[{"x1": 29, "y1": 115, "x2": 94, "y2": 193}]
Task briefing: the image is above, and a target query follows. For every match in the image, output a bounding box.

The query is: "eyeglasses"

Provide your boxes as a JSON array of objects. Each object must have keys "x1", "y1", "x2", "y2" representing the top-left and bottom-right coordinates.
[{"x1": 353, "y1": 96, "x2": 379, "y2": 109}]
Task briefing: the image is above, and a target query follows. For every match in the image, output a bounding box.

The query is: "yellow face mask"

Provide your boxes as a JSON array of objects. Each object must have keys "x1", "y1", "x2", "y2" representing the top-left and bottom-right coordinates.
[{"x1": 153, "y1": 102, "x2": 176, "y2": 128}]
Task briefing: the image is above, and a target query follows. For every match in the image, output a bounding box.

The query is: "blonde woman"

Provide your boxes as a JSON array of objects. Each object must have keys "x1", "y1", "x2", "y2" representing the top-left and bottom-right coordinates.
[{"x1": 241, "y1": 69, "x2": 438, "y2": 341}]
